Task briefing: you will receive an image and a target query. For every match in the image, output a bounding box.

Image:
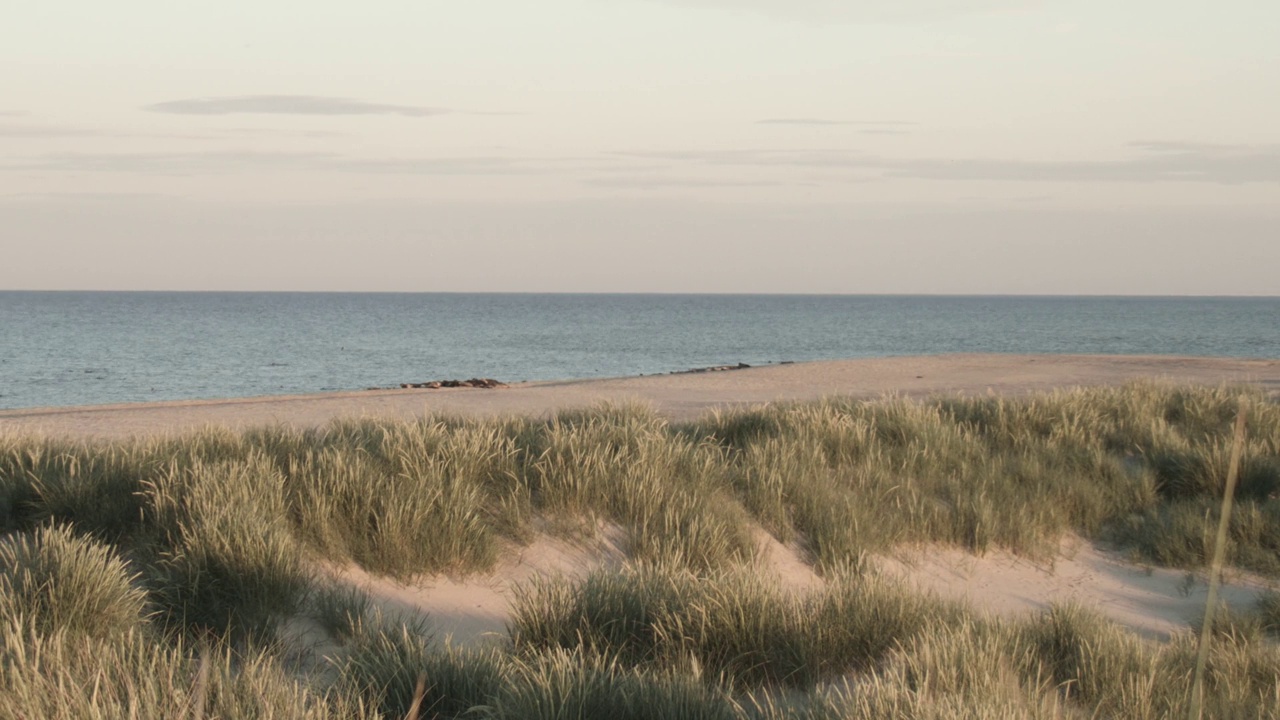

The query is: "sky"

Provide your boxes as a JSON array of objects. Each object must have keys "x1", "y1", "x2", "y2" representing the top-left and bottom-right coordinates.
[{"x1": 2, "y1": 0, "x2": 1278, "y2": 294}]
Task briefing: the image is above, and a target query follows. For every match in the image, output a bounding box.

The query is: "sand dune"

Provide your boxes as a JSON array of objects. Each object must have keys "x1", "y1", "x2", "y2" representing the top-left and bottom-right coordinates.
[{"x1": 6, "y1": 353, "x2": 1277, "y2": 650}]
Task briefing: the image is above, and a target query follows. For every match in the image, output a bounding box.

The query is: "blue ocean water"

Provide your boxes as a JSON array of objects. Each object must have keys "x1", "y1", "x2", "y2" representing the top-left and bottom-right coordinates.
[{"x1": 1, "y1": 292, "x2": 1276, "y2": 410}]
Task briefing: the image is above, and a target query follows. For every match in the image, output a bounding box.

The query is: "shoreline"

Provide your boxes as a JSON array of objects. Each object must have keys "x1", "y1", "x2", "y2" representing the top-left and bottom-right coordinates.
[{"x1": 3, "y1": 353, "x2": 1278, "y2": 440}]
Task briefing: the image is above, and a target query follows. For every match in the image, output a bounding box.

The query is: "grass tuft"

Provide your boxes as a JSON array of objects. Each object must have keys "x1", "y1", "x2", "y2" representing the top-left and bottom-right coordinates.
[
  {"x1": 0, "y1": 523, "x2": 147, "y2": 639},
  {"x1": 142, "y1": 455, "x2": 309, "y2": 642}
]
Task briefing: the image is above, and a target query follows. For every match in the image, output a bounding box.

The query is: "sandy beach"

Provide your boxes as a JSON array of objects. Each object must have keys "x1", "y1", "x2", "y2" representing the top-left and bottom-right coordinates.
[{"x1": 4, "y1": 353, "x2": 1278, "y2": 440}]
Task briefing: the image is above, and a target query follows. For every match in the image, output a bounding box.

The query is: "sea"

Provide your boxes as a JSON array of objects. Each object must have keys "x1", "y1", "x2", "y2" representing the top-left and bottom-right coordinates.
[{"x1": 1, "y1": 292, "x2": 1277, "y2": 411}]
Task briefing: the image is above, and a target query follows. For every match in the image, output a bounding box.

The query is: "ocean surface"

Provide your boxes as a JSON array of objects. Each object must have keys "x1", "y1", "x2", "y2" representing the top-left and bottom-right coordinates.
[{"x1": 1, "y1": 292, "x2": 1277, "y2": 411}]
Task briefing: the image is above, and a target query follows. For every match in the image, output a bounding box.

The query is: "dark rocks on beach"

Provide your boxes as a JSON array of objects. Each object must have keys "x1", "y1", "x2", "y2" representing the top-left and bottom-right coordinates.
[
  {"x1": 399, "y1": 378, "x2": 507, "y2": 390},
  {"x1": 671, "y1": 362, "x2": 751, "y2": 375}
]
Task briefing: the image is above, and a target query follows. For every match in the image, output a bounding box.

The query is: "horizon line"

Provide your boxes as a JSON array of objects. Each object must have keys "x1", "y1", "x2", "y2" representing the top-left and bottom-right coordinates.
[{"x1": 2, "y1": 289, "x2": 1277, "y2": 299}]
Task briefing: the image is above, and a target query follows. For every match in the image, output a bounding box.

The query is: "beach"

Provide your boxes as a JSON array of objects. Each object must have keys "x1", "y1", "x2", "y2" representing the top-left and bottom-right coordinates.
[{"x1": 4, "y1": 353, "x2": 1278, "y2": 440}]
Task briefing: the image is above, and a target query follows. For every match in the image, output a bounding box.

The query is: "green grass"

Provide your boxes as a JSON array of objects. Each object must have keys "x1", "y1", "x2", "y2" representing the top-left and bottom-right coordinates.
[{"x1": 0, "y1": 381, "x2": 1277, "y2": 718}]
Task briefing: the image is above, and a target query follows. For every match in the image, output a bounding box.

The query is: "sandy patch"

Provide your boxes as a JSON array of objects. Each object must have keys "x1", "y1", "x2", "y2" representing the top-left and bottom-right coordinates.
[
  {"x1": 751, "y1": 526, "x2": 823, "y2": 593},
  {"x1": 316, "y1": 524, "x2": 822, "y2": 647},
  {"x1": 323, "y1": 527, "x2": 627, "y2": 646},
  {"x1": 875, "y1": 536, "x2": 1274, "y2": 640},
  {"x1": 303, "y1": 527, "x2": 1271, "y2": 652}
]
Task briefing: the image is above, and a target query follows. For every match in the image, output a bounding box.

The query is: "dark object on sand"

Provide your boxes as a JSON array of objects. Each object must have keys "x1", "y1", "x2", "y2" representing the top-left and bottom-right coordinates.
[
  {"x1": 399, "y1": 378, "x2": 507, "y2": 390},
  {"x1": 671, "y1": 363, "x2": 751, "y2": 375}
]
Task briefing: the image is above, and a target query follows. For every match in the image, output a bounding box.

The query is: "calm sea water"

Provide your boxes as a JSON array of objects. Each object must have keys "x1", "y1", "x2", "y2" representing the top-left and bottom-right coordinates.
[{"x1": 1, "y1": 292, "x2": 1277, "y2": 410}]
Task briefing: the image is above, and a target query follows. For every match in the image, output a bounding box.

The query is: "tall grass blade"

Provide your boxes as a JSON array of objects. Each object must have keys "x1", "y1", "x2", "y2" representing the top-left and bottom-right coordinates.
[
  {"x1": 189, "y1": 650, "x2": 211, "y2": 720},
  {"x1": 1188, "y1": 396, "x2": 1248, "y2": 720},
  {"x1": 404, "y1": 671, "x2": 427, "y2": 720}
]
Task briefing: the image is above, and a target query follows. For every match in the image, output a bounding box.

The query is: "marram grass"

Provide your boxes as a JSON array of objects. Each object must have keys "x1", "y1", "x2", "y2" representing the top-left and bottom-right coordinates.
[
  {"x1": 0, "y1": 523, "x2": 147, "y2": 639},
  {"x1": 0, "y1": 382, "x2": 1277, "y2": 718}
]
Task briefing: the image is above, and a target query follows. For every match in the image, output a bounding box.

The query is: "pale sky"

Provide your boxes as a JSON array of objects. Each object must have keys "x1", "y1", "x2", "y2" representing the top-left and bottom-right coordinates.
[{"x1": 3, "y1": 0, "x2": 1278, "y2": 294}]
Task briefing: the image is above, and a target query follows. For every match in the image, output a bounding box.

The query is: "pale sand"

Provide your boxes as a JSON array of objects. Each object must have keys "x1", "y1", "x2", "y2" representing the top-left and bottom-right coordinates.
[
  {"x1": 321, "y1": 526, "x2": 818, "y2": 647},
  {"x1": 5, "y1": 353, "x2": 1276, "y2": 648},
  {"x1": 875, "y1": 537, "x2": 1273, "y2": 642},
  {"x1": 316, "y1": 529, "x2": 1272, "y2": 648},
  {"x1": 323, "y1": 525, "x2": 630, "y2": 646},
  {"x1": 3, "y1": 354, "x2": 1278, "y2": 440}
]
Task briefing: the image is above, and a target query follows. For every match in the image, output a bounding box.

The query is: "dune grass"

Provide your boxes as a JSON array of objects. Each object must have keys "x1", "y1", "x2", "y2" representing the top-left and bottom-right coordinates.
[
  {"x1": 0, "y1": 523, "x2": 147, "y2": 640},
  {"x1": 314, "y1": 567, "x2": 1280, "y2": 719},
  {"x1": 698, "y1": 384, "x2": 1279, "y2": 573},
  {"x1": 508, "y1": 564, "x2": 966, "y2": 688},
  {"x1": 0, "y1": 620, "x2": 372, "y2": 720},
  {"x1": 4, "y1": 382, "x2": 1277, "y2": 580},
  {"x1": 0, "y1": 381, "x2": 1277, "y2": 717}
]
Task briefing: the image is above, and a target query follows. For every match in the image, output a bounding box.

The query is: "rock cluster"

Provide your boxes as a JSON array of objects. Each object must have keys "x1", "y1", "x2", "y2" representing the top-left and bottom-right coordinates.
[
  {"x1": 671, "y1": 362, "x2": 751, "y2": 375},
  {"x1": 400, "y1": 378, "x2": 507, "y2": 390}
]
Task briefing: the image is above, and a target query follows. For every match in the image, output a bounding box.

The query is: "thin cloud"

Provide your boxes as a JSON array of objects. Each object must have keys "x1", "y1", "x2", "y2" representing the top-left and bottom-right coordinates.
[
  {"x1": 12, "y1": 142, "x2": 1272, "y2": 185},
  {"x1": 0, "y1": 122, "x2": 219, "y2": 140},
  {"x1": 0, "y1": 111, "x2": 27, "y2": 117},
  {"x1": 219, "y1": 127, "x2": 350, "y2": 139},
  {"x1": 0, "y1": 123, "x2": 107, "y2": 138},
  {"x1": 651, "y1": 0, "x2": 1036, "y2": 23},
  {"x1": 885, "y1": 143, "x2": 1280, "y2": 184},
  {"x1": 1, "y1": 191, "x2": 183, "y2": 203},
  {"x1": 143, "y1": 95, "x2": 448, "y2": 117},
  {"x1": 4, "y1": 151, "x2": 338, "y2": 174},
  {"x1": 624, "y1": 142, "x2": 1280, "y2": 184},
  {"x1": 618, "y1": 148, "x2": 868, "y2": 168},
  {"x1": 2, "y1": 151, "x2": 571, "y2": 177},
  {"x1": 585, "y1": 176, "x2": 788, "y2": 189},
  {"x1": 757, "y1": 119, "x2": 915, "y2": 126},
  {"x1": 335, "y1": 156, "x2": 550, "y2": 175}
]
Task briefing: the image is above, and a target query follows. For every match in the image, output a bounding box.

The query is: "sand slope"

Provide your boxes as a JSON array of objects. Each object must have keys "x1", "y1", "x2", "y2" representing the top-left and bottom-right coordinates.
[
  {"x1": 324, "y1": 526, "x2": 629, "y2": 646},
  {"x1": 315, "y1": 530, "x2": 1272, "y2": 648},
  {"x1": 876, "y1": 537, "x2": 1272, "y2": 641}
]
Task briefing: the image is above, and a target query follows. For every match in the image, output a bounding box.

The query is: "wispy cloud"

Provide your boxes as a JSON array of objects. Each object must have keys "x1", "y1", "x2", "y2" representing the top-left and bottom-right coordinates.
[
  {"x1": 11, "y1": 142, "x2": 1274, "y2": 186},
  {"x1": 652, "y1": 0, "x2": 1035, "y2": 23},
  {"x1": 0, "y1": 122, "x2": 224, "y2": 140},
  {"x1": 618, "y1": 148, "x2": 862, "y2": 168},
  {"x1": 336, "y1": 156, "x2": 551, "y2": 175},
  {"x1": 143, "y1": 95, "x2": 448, "y2": 117},
  {"x1": 584, "y1": 176, "x2": 789, "y2": 189},
  {"x1": 622, "y1": 142, "x2": 1280, "y2": 184},
  {"x1": 0, "y1": 123, "x2": 110, "y2": 138},
  {"x1": 757, "y1": 119, "x2": 914, "y2": 127},
  {"x1": 1, "y1": 191, "x2": 183, "y2": 203},
  {"x1": 1, "y1": 151, "x2": 570, "y2": 177},
  {"x1": 4, "y1": 151, "x2": 335, "y2": 174},
  {"x1": 0, "y1": 111, "x2": 27, "y2": 117},
  {"x1": 219, "y1": 127, "x2": 351, "y2": 139},
  {"x1": 886, "y1": 142, "x2": 1280, "y2": 184}
]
